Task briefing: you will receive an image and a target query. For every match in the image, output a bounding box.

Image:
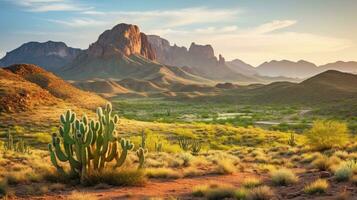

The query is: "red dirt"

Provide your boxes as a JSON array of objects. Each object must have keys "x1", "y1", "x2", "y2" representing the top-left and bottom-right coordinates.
[{"x1": 12, "y1": 173, "x2": 253, "y2": 200}]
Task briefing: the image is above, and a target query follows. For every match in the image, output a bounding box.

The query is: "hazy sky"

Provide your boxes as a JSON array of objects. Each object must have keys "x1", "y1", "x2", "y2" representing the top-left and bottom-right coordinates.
[{"x1": 1, "y1": 0, "x2": 356, "y2": 66}]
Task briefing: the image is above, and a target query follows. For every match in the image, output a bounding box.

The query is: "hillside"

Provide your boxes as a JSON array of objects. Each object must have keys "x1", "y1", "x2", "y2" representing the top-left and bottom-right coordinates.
[
  {"x1": 0, "y1": 68, "x2": 59, "y2": 112},
  {"x1": 2, "y1": 64, "x2": 106, "y2": 111},
  {"x1": 0, "y1": 41, "x2": 82, "y2": 72},
  {"x1": 248, "y1": 70, "x2": 357, "y2": 104}
]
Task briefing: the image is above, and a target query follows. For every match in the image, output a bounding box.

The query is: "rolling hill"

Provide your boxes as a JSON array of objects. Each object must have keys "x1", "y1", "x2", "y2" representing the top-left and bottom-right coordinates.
[{"x1": 0, "y1": 64, "x2": 106, "y2": 112}]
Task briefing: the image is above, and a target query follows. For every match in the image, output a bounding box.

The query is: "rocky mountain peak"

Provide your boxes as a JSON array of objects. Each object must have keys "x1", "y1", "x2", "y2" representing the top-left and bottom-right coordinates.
[
  {"x1": 188, "y1": 42, "x2": 215, "y2": 59},
  {"x1": 87, "y1": 23, "x2": 155, "y2": 60}
]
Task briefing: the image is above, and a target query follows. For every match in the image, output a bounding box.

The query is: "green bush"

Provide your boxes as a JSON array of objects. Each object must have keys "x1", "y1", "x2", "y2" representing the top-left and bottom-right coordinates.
[{"x1": 306, "y1": 120, "x2": 349, "y2": 150}]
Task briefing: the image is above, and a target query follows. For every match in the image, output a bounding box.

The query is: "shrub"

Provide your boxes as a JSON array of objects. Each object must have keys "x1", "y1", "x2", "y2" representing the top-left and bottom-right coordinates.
[
  {"x1": 311, "y1": 155, "x2": 333, "y2": 171},
  {"x1": 304, "y1": 179, "x2": 328, "y2": 195},
  {"x1": 67, "y1": 191, "x2": 98, "y2": 200},
  {"x1": 192, "y1": 183, "x2": 236, "y2": 200},
  {"x1": 334, "y1": 161, "x2": 357, "y2": 182},
  {"x1": 242, "y1": 177, "x2": 262, "y2": 189},
  {"x1": 82, "y1": 169, "x2": 146, "y2": 186},
  {"x1": 0, "y1": 178, "x2": 8, "y2": 196},
  {"x1": 306, "y1": 120, "x2": 349, "y2": 150},
  {"x1": 145, "y1": 168, "x2": 181, "y2": 179},
  {"x1": 270, "y1": 168, "x2": 298, "y2": 186},
  {"x1": 214, "y1": 159, "x2": 236, "y2": 174},
  {"x1": 247, "y1": 186, "x2": 274, "y2": 200}
]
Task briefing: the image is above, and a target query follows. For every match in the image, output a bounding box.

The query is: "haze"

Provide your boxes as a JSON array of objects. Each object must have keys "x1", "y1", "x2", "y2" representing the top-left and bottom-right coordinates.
[{"x1": 0, "y1": 0, "x2": 357, "y2": 66}]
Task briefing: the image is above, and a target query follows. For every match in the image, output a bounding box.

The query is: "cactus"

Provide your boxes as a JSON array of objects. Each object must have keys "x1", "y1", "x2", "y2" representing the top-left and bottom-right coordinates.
[
  {"x1": 4, "y1": 131, "x2": 14, "y2": 151},
  {"x1": 140, "y1": 129, "x2": 146, "y2": 149},
  {"x1": 154, "y1": 141, "x2": 163, "y2": 152},
  {"x1": 136, "y1": 148, "x2": 145, "y2": 169},
  {"x1": 3, "y1": 131, "x2": 31, "y2": 154},
  {"x1": 190, "y1": 140, "x2": 201, "y2": 155},
  {"x1": 48, "y1": 103, "x2": 136, "y2": 182},
  {"x1": 288, "y1": 132, "x2": 296, "y2": 147},
  {"x1": 178, "y1": 137, "x2": 190, "y2": 151}
]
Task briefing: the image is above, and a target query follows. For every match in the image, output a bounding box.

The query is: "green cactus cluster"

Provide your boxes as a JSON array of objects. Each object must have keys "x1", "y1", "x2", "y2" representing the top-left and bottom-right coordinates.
[
  {"x1": 3, "y1": 131, "x2": 31, "y2": 154},
  {"x1": 48, "y1": 103, "x2": 145, "y2": 182},
  {"x1": 178, "y1": 137, "x2": 202, "y2": 155}
]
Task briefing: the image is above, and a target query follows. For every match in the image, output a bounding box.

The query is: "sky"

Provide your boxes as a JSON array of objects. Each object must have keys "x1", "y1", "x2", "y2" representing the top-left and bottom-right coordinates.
[{"x1": 0, "y1": 0, "x2": 356, "y2": 66}]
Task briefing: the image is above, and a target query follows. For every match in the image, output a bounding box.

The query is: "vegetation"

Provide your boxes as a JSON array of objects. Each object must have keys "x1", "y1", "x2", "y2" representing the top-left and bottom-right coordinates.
[
  {"x1": 304, "y1": 179, "x2": 329, "y2": 195},
  {"x1": 48, "y1": 103, "x2": 145, "y2": 183},
  {"x1": 270, "y1": 168, "x2": 298, "y2": 186},
  {"x1": 306, "y1": 120, "x2": 349, "y2": 150}
]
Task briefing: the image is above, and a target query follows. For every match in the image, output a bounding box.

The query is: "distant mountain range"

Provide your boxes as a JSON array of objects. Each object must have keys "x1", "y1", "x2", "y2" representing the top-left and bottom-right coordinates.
[
  {"x1": 0, "y1": 23, "x2": 356, "y2": 83},
  {"x1": 0, "y1": 41, "x2": 82, "y2": 72},
  {"x1": 147, "y1": 35, "x2": 254, "y2": 81}
]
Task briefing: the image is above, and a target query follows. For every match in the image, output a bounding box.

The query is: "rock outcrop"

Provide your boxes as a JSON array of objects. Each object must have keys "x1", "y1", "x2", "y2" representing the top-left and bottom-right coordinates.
[
  {"x1": 86, "y1": 23, "x2": 155, "y2": 60},
  {"x1": 0, "y1": 41, "x2": 82, "y2": 72},
  {"x1": 147, "y1": 35, "x2": 253, "y2": 81}
]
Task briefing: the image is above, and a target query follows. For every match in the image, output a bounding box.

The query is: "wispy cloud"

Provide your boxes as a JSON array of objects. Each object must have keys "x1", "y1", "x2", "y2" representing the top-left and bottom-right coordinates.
[
  {"x1": 252, "y1": 20, "x2": 297, "y2": 34},
  {"x1": 9, "y1": 0, "x2": 92, "y2": 12},
  {"x1": 150, "y1": 21, "x2": 351, "y2": 65},
  {"x1": 48, "y1": 18, "x2": 107, "y2": 27},
  {"x1": 62, "y1": 7, "x2": 241, "y2": 28}
]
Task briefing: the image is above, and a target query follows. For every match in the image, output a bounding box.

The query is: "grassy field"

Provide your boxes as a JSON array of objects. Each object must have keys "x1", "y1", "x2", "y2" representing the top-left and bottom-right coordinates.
[
  {"x1": 111, "y1": 97, "x2": 357, "y2": 133},
  {"x1": 1, "y1": 100, "x2": 357, "y2": 199}
]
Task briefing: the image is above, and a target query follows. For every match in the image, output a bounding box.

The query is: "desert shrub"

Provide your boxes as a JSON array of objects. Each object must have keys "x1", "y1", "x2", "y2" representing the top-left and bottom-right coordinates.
[
  {"x1": 82, "y1": 169, "x2": 146, "y2": 186},
  {"x1": 247, "y1": 186, "x2": 274, "y2": 200},
  {"x1": 235, "y1": 188, "x2": 248, "y2": 200},
  {"x1": 270, "y1": 168, "x2": 298, "y2": 186},
  {"x1": 306, "y1": 120, "x2": 349, "y2": 150},
  {"x1": 67, "y1": 191, "x2": 98, "y2": 200},
  {"x1": 145, "y1": 168, "x2": 181, "y2": 179},
  {"x1": 334, "y1": 160, "x2": 357, "y2": 181},
  {"x1": 311, "y1": 155, "x2": 333, "y2": 171},
  {"x1": 0, "y1": 178, "x2": 8, "y2": 196},
  {"x1": 183, "y1": 167, "x2": 204, "y2": 177},
  {"x1": 213, "y1": 159, "x2": 236, "y2": 174},
  {"x1": 242, "y1": 177, "x2": 262, "y2": 189},
  {"x1": 192, "y1": 183, "x2": 236, "y2": 200},
  {"x1": 304, "y1": 179, "x2": 328, "y2": 195}
]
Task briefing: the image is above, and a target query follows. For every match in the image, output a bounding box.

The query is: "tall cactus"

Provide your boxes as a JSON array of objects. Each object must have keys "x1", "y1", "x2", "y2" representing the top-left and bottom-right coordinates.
[
  {"x1": 178, "y1": 137, "x2": 190, "y2": 151},
  {"x1": 48, "y1": 103, "x2": 137, "y2": 182}
]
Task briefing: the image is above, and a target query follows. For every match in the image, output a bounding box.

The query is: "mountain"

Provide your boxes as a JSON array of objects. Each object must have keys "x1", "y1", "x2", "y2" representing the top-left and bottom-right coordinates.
[
  {"x1": 147, "y1": 35, "x2": 255, "y2": 82},
  {"x1": 0, "y1": 41, "x2": 82, "y2": 72},
  {"x1": 226, "y1": 59, "x2": 257, "y2": 75},
  {"x1": 256, "y1": 60, "x2": 320, "y2": 78},
  {"x1": 1, "y1": 64, "x2": 105, "y2": 112},
  {"x1": 319, "y1": 61, "x2": 357, "y2": 74},
  {"x1": 247, "y1": 70, "x2": 357, "y2": 104},
  {"x1": 60, "y1": 24, "x2": 210, "y2": 89}
]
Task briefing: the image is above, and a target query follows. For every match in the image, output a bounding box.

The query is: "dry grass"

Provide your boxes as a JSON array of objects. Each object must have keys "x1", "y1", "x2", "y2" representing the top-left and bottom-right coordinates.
[
  {"x1": 67, "y1": 191, "x2": 99, "y2": 200},
  {"x1": 145, "y1": 168, "x2": 182, "y2": 179},
  {"x1": 247, "y1": 186, "x2": 274, "y2": 200},
  {"x1": 304, "y1": 179, "x2": 329, "y2": 195},
  {"x1": 270, "y1": 168, "x2": 298, "y2": 186}
]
